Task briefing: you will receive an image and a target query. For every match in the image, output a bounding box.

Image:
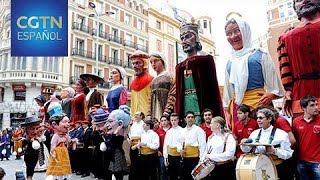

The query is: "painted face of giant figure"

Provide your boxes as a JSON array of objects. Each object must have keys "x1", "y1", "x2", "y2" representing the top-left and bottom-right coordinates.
[
  {"x1": 105, "y1": 113, "x2": 124, "y2": 136},
  {"x1": 181, "y1": 31, "x2": 197, "y2": 54},
  {"x1": 294, "y1": 0, "x2": 320, "y2": 19},
  {"x1": 26, "y1": 123, "x2": 41, "y2": 139}
]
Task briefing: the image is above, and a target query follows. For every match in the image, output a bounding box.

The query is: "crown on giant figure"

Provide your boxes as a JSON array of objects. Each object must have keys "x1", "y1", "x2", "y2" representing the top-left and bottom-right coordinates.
[{"x1": 179, "y1": 18, "x2": 199, "y2": 42}]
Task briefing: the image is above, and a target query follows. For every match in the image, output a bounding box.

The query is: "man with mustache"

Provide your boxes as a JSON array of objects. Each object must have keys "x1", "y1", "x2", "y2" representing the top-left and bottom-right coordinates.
[
  {"x1": 175, "y1": 18, "x2": 224, "y2": 125},
  {"x1": 129, "y1": 50, "x2": 153, "y2": 118},
  {"x1": 278, "y1": 0, "x2": 320, "y2": 118}
]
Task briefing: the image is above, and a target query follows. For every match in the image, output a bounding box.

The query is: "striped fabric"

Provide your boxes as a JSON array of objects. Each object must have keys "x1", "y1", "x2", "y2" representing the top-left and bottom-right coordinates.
[{"x1": 277, "y1": 38, "x2": 293, "y2": 90}]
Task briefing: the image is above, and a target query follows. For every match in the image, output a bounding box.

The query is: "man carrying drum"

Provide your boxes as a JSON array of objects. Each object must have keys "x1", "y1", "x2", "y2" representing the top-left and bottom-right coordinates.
[{"x1": 241, "y1": 108, "x2": 293, "y2": 180}]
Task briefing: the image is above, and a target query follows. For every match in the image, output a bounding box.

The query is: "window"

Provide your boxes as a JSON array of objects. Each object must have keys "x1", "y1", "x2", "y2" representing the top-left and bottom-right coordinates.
[
  {"x1": 75, "y1": 0, "x2": 84, "y2": 6},
  {"x1": 110, "y1": 7, "x2": 119, "y2": 20},
  {"x1": 278, "y1": 2, "x2": 294, "y2": 20},
  {"x1": 209, "y1": 21, "x2": 212, "y2": 33},
  {"x1": 138, "y1": 19, "x2": 144, "y2": 30},
  {"x1": 43, "y1": 57, "x2": 59, "y2": 73},
  {"x1": 156, "y1": 20, "x2": 161, "y2": 30},
  {"x1": 99, "y1": 22, "x2": 103, "y2": 33},
  {"x1": 168, "y1": 44, "x2": 174, "y2": 75},
  {"x1": 77, "y1": 15, "x2": 85, "y2": 28},
  {"x1": 96, "y1": 1, "x2": 103, "y2": 14},
  {"x1": 32, "y1": 57, "x2": 37, "y2": 70},
  {"x1": 111, "y1": 28, "x2": 118, "y2": 37},
  {"x1": 125, "y1": 0, "x2": 130, "y2": 7},
  {"x1": 95, "y1": 44, "x2": 103, "y2": 60},
  {"x1": 3, "y1": 53, "x2": 8, "y2": 70},
  {"x1": 76, "y1": 38, "x2": 85, "y2": 55},
  {"x1": 13, "y1": 86, "x2": 26, "y2": 101},
  {"x1": 126, "y1": 76, "x2": 133, "y2": 90},
  {"x1": 11, "y1": 57, "x2": 26, "y2": 70},
  {"x1": 204, "y1": 20, "x2": 208, "y2": 29},
  {"x1": 125, "y1": 14, "x2": 132, "y2": 25},
  {"x1": 138, "y1": 38, "x2": 145, "y2": 51},
  {"x1": 167, "y1": 25, "x2": 173, "y2": 35},
  {"x1": 156, "y1": 39, "x2": 162, "y2": 52},
  {"x1": 125, "y1": 33, "x2": 133, "y2": 47},
  {"x1": 139, "y1": 4, "x2": 143, "y2": 13},
  {"x1": 74, "y1": 65, "x2": 84, "y2": 79},
  {"x1": 111, "y1": 49, "x2": 119, "y2": 64}
]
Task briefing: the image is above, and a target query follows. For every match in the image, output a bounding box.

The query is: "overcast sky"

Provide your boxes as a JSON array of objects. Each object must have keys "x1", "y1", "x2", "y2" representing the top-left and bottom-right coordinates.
[{"x1": 168, "y1": 0, "x2": 269, "y2": 85}]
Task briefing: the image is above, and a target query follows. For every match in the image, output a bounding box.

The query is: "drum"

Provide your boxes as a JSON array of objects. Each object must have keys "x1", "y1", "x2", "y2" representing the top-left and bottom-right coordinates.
[
  {"x1": 236, "y1": 154, "x2": 277, "y2": 180},
  {"x1": 191, "y1": 158, "x2": 215, "y2": 180}
]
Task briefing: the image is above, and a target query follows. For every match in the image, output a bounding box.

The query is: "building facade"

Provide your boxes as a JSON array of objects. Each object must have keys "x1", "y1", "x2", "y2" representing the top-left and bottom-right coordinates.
[{"x1": 0, "y1": 0, "x2": 149, "y2": 128}]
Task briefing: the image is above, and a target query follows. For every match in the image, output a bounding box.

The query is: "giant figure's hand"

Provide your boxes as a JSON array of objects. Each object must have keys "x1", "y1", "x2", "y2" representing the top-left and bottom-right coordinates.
[
  {"x1": 282, "y1": 91, "x2": 293, "y2": 117},
  {"x1": 258, "y1": 92, "x2": 276, "y2": 106}
]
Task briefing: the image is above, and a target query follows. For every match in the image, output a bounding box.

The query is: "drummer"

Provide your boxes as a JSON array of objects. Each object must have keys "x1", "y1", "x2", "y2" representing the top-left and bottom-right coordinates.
[
  {"x1": 203, "y1": 116, "x2": 236, "y2": 179},
  {"x1": 240, "y1": 108, "x2": 293, "y2": 180}
]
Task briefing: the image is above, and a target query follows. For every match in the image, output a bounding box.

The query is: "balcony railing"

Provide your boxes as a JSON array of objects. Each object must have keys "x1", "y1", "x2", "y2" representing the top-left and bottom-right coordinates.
[
  {"x1": 92, "y1": 29, "x2": 108, "y2": 39},
  {"x1": 124, "y1": 60, "x2": 133, "y2": 69},
  {"x1": 108, "y1": 57, "x2": 122, "y2": 66},
  {"x1": 123, "y1": 40, "x2": 136, "y2": 49},
  {"x1": 72, "y1": 48, "x2": 93, "y2": 59},
  {"x1": 136, "y1": 44, "x2": 147, "y2": 52},
  {"x1": 0, "y1": 70, "x2": 62, "y2": 83},
  {"x1": 109, "y1": 34, "x2": 122, "y2": 44},
  {"x1": 72, "y1": 22, "x2": 90, "y2": 34},
  {"x1": 72, "y1": 48, "x2": 108, "y2": 62}
]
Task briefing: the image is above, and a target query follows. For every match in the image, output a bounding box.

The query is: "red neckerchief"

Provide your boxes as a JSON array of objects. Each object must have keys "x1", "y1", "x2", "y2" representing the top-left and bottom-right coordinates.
[{"x1": 130, "y1": 72, "x2": 153, "y2": 91}]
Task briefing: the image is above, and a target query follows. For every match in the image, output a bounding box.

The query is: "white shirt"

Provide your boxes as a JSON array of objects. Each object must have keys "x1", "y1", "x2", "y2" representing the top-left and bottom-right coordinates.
[
  {"x1": 204, "y1": 133, "x2": 236, "y2": 162},
  {"x1": 128, "y1": 120, "x2": 144, "y2": 139},
  {"x1": 86, "y1": 88, "x2": 95, "y2": 101},
  {"x1": 240, "y1": 125, "x2": 293, "y2": 160},
  {"x1": 163, "y1": 126, "x2": 184, "y2": 159},
  {"x1": 179, "y1": 124, "x2": 206, "y2": 158},
  {"x1": 141, "y1": 130, "x2": 160, "y2": 150}
]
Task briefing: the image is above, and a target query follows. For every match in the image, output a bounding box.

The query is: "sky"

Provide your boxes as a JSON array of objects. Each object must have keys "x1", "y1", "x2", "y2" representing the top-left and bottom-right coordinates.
[{"x1": 168, "y1": 0, "x2": 269, "y2": 85}]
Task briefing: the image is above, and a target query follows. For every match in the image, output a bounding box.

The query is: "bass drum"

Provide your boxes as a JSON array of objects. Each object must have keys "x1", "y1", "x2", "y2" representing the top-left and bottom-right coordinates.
[{"x1": 236, "y1": 154, "x2": 277, "y2": 180}]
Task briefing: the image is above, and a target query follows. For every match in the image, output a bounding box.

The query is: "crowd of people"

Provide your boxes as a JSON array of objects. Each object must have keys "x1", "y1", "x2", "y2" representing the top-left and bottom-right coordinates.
[{"x1": 0, "y1": 1, "x2": 319, "y2": 180}]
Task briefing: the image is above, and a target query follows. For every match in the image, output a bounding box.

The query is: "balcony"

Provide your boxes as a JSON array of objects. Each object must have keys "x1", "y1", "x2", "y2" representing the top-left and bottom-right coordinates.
[
  {"x1": 109, "y1": 34, "x2": 122, "y2": 44},
  {"x1": 0, "y1": 70, "x2": 62, "y2": 83},
  {"x1": 72, "y1": 22, "x2": 90, "y2": 34},
  {"x1": 123, "y1": 40, "x2": 136, "y2": 49},
  {"x1": 72, "y1": 48, "x2": 108, "y2": 62},
  {"x1": 124, "y1": 60, "x2": 133, "y2": 69},
  {"x1": 92, "y1": 29, "x2": 108, "y2": 40},
  {"x1": 0, "y1": 38, "x2": 10, "y2": 50},
  {"x1": 108, "y1": 57, "x2": 122, "y2": 66},
  {"x1": 136, "y1": 44, "x2": 148, "y2": 52}
]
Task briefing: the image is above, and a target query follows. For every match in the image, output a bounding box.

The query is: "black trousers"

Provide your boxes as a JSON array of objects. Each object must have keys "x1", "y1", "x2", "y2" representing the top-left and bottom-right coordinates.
[
  {"x1": 24, "y1": 153, "x2": 38, "y2": 177},
  {"x1": 182, "y1": 157, "x2": 199, "y2": 180},
  {"x1": 129, "y1": 148, "x2": 141, "y2": 180},
  {"x1": 140, "y1": 153, "x2": 159, "y2": 180},
  {"x1": 168, "y1": 155, "x2": 182, "y2": 180},
  {"x1": 206, "y1": 161, "x2": 236, "y2": 180},
  {"x1": 276, "y1": 160, "x2": 293, "y2": 180}
]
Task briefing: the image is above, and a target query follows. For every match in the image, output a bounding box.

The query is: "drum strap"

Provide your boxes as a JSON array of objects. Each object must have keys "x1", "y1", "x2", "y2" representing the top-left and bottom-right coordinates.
[
  {"x1": 255, "y1": 127, "x2": 276, "y2": 144},
  {"x1": 223, "y1": 133, "x2": 230, "y2": 152}
]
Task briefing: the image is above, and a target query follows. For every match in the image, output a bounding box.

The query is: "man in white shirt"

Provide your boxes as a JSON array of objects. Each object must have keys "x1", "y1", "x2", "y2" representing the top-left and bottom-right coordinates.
[
  {"x1": 179, "y1": 111, "x2": 206, "y2": 180},
  {"x1": 163, "y1": 113, "x2": 184, "y2": 180},
  {"x1": 134, "y1": 118, "x2": 159, "y2": 180},
  {"x1": 127, "y1": 112, "x2": 145, "y2": 180}
]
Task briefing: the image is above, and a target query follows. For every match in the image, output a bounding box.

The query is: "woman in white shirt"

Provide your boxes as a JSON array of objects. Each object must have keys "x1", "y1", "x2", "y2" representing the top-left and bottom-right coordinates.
[
  {"x1": 203, "y1": 116, "x2": 236, "y2": 180},
  {"x1": 240, "y1": 108, "x2": 293, "y2": 180}
]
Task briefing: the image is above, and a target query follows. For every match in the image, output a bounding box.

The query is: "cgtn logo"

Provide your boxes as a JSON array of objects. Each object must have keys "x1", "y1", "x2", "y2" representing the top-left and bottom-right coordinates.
[{"x1": 11, "y1": 0, "x2": 68, "y2": 56}]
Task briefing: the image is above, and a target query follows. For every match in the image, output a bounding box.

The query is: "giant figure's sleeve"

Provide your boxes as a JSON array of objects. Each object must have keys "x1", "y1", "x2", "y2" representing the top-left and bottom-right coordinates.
[
  {"x1": 164, "y1": 77, "x2": 176, "y2": 114},
  {"x1": 277, "y1": 37, "x2": 294, "y2": 91},
  {"x1": 223, "y1": 62, "x2": 234, "y2": 108},
  {"x1": 261, "y1": 51, "x2": 285, "y2": 97}
]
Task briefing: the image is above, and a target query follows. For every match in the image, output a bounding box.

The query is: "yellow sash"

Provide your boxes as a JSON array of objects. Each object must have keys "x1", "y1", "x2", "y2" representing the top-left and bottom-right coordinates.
[
  {"x1": 141, "y1": 147, "x2": 157, "y2": 155},
  {"x1": 184, "y1": 145, "x2": 199, "y2": 158},
  {"x1": 269, "y1": 154, "x2": 284, "y2": 165},
  {"x1": 168, "y1": 147, "x2": 180, "y2": 156}
]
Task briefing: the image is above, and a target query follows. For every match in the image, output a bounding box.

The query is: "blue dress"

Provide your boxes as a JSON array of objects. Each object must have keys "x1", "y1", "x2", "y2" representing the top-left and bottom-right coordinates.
[
  {"x1": 0, "y1": 134, "x2": 11, "y2": 159},
  {"x1": 106, "y1": 85, "x2": 127, "y2": 112}
]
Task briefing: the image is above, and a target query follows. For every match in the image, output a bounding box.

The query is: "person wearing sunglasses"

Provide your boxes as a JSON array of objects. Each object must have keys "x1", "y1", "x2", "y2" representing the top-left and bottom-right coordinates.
[{"x1": 241, "y1": 108, "x2": 293, "y2": 180}]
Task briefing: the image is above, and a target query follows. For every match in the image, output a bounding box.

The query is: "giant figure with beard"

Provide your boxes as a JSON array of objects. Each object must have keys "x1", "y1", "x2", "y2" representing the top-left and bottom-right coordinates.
[
  {"x1": 175, "y1": 18, "x2": 224, "y2": 125},
  {"x1": 93, "y1": 105, "x2": 130, "y2": 180},
  {"x1": 278, "y1": 0, "x2": 320, "y2": 118}
]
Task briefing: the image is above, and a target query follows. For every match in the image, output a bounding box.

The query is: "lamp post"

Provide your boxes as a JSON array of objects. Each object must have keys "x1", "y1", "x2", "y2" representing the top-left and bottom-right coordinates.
[{"x1": 89, "y1": 2, "x2": 114, "y2": 75}]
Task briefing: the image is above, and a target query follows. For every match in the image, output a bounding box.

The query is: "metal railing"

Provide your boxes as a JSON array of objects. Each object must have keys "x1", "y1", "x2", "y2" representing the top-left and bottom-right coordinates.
[
  {"x1": 72, "y1": 22, "x2": 90, "y2": 34},
  {"x1": 108, "y1": 57, "x2": 122, "y2": 66},
  {"x1": 109, "y1": 34, "x2": 122, "y2": 44},
  {"x1": 123, "y1": 40, "x2": 136, "y2": 49}
]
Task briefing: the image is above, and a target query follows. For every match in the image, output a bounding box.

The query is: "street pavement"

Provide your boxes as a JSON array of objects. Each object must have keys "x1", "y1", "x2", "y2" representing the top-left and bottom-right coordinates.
[{"x1": 0, "y1": 155, "x2": 128, "y2": 180}]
